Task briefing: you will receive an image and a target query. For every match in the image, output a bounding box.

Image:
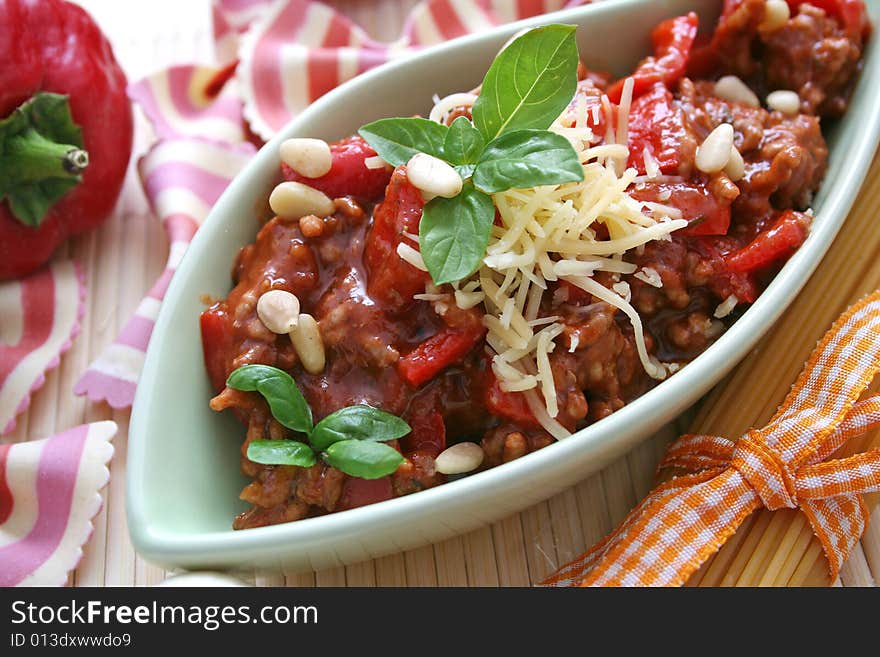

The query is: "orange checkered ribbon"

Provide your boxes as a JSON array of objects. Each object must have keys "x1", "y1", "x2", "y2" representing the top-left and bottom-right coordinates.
[{"x1": 544, "y1": 291, "x2": 880, "y2": 587}]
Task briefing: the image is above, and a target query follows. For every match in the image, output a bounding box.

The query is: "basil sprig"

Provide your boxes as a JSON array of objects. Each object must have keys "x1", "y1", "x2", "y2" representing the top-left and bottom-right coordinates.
[
  {"x1": 228, "y1": 364, "x2": 409, "y2": 479},
  {"x1": 357, "y1": 24, "x2": 584, "y2": 285}
]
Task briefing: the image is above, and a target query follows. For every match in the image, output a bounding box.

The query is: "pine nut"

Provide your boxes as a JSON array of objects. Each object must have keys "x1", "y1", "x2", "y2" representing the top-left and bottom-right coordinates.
[
  {"x1": 725, "y1": 145, "x2": 745, "y2": 182},
  {"x1": 279, "y1": 138, "x2": 332, "y2": 178},
  {"x1": 406, "y1": 153, "x2": 463, "y2": 200},
  {"x1": 696, "y1": 123, "x2": 735, "y2": 174},
  {"x1": 766, "y1": 90, "x2": 801, "y2": 115},
  {"x1": 714, "y1": 76, "x2": 760, "y2": 108},
  {"x1": 289, "y1": 313, "x2": 325, "y2": 374},
  {"x1": 256, "y1": 290, "x2": 300, "y2": 334},
  {"x1": 269, "y1": 181, "x2": 335, "y2": 220},
  {"x1": 434, "y1": 442, "x2": 484, "y2": 475},
  {"x1": 760, "y1": 0, "x2": 790, "y2": 32}
]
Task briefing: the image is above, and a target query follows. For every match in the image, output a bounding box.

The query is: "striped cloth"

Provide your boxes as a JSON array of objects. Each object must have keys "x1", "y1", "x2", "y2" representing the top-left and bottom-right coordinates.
[
  {"x1": 543, "y1": 291, "x2": 880, "y2": 587},
  {"x1": 74, "y1": 0, "x2": 591, "y2": 408},
  {"x1": 0, "y1": 261, "x2": 86, "y2": 435},
  {"x1": 0, "y1": 422, "x2": 116, "y2": 586}
]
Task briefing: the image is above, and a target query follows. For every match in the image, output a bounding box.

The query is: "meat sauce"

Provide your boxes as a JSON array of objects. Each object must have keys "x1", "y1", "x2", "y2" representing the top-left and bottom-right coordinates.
[{"x1": 201, "y1": 1, "x2": 869, "y2": 529}]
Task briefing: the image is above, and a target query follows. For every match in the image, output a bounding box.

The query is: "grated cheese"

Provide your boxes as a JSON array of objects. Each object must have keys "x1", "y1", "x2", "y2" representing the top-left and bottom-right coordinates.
[
  {"x1": 634, "y1": 266, "x2": 662, "y2": 288},
  {"x1": 643, "y1": 146, "x2": 661, "y2": 180},
  {"x1": 454, "y1": 289, "x2": 485, "y2": 309},
  {"x1": 413, "y1": 76, "x2": 692, "y2": 439},
  {"x1": 396, "y1": 242, "x2": 428, "y2": 271},
  {"x1": 612, "y1": 280, "x2": 632, "y2": 302},
  {"x1": 432, "y1": 81, "x2": 688, "y2": 438}
]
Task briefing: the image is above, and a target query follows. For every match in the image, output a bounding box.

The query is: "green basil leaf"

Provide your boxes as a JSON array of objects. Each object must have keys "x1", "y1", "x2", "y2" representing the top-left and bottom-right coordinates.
[
  {"x1": 323, "y1": 440, "x2": 405, "y2": 479},
  {"x1": 471, "y1": 24, "x2": 579, "y2": 141},
  {"x1": 455, "y1": 164, "x2": 476, "y2": 179},
  {"x1": 443, "y1": 117, "x2": 485, "y2": 167},
  {"x1": 226, "y1": 364, "x2": 313, "y2": 434},
  {"x1": 358, "y1": 117, "x2": 448, "y2": 167},
  {"x1": 419, "y1": 182, "x2": 495, "y2": 285},
  {"x1": 473, "y1": 129, "x2": 584, "y2": 194},
  {"x1": 246, "y1": 440, "x2": 316, "y2": 467},
  {"x1": 310, "y1": 405, "x2": 411, "y2": 451}
]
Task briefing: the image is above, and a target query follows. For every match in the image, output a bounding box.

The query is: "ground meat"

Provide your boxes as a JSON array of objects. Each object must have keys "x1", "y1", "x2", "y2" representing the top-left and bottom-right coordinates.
[
  {"x1": 676, "y1": 78, "x2": 828, "y2": 230},
  {"x1": 295, "y1": 464, "x2": 345, "y2": 510},
  {"x1": 392, "y1": 450, "x2": 443, "y2": 495},
  {"x1": 482, "y1": 425, "x2": 554, "y2": 468},
  {"x1": 764, "y1": 4, "x2": 866, "y2": 116},
  {"x1": 554, "y1": 302, "x2": 641, "y2": 420},
  {"x1": 315, "y1": 266, "x2": 401, "y2": 369},
  {"x1": 233, "y1": 498, "x2": 309, "y2": 529},
  {"x1": 739, "y1": 112, "x2": 827, "y2": 221},
  {"x1": 709, "y1": 0, "x2": 769, "y2": 78},
  {"x1": 711, "y1": 0, "x2": 867, "y2": 117}
]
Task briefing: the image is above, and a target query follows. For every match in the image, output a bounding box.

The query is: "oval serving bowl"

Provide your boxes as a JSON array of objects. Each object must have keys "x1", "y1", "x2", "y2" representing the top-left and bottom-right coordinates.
[{"x1": 128, "y1": 0, "x2": 880, "y2": 572}]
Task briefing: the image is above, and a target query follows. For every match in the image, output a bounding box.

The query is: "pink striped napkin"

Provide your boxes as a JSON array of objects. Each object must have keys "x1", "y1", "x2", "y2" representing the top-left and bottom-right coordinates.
[
  {"x1": 0, "y1": 421, "x2": 116, "y2": 586},
  {"x1": 0, "y1": 261, "x2": 86, "y2": 435},
  {"x1": 74, "y1": 0, "x2": 591, "y2": 408}
]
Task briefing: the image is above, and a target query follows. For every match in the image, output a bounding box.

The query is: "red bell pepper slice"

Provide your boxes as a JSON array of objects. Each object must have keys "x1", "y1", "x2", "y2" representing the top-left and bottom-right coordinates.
[
  {"x1": 607, "y1": 13, "x2": 699, "y2": 103},
  {"x1": 282, "y1": 135, "x2": 392, "y2": 202},
  {"x1": 626, "y1": 83, "x2": 690, "y2": 175},
  {"x1": 484, "y1": 370, "x2": 539, "y2": 428},
  {"x1": 724, "y1": 210, "x2": 810, "y2": 273},
  {"x1": 630, "y1": 181, "x2": 732, "y2": 236},
  {"x1": 364, "y1": 166, "x2": 430, "y2": 311},
  {"x1": 200, "y1": 306, "x2": 232, "y2": 393},
  {"x1": 397, "y1": 327, "x2": 485, "y2": 388},
  {"x1": 400, "y1": 409, "x2": 446, "y2": 457}
]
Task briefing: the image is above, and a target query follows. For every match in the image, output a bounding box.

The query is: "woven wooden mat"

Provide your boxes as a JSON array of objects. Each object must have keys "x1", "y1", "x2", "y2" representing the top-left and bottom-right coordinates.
[{"x1": 6, "y1": 0, "x2": 875, "y2": 586}]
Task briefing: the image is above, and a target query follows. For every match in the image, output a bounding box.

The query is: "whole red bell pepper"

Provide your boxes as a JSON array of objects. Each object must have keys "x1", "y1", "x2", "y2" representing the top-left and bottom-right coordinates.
[{"x1": 0, "y1": 0, "x2": 133, "y2": 280}]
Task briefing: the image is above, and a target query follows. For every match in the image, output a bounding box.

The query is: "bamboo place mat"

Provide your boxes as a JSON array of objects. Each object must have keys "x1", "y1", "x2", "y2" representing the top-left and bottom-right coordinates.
[{"x1": 6, "y1": 0, "x2": 877, "y2": 587}]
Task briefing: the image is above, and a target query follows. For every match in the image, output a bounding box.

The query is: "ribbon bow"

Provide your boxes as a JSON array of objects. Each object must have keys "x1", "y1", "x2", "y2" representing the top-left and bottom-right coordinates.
[{"x1": 544, "y1": 291, "x2": 880, "y2": 587}]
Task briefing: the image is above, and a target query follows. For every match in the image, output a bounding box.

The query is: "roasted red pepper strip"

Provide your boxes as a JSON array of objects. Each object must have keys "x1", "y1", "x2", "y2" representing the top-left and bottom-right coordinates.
[
  {"x1": 484, "y1": 369, "x2": 539, "y2": 428},
  {"x1": 725, "y1": 210, "x2": 810, "y2": 273},
  {"x1": 630, "y1": 181, "x2": 732, "y2": 236},
  {"x1": 607, "y1": 13, "x2": 699, "y2": 103},
  {"x1": 364, "y1": 166, "x2": 429, "y2": 311},
  {"x1": 626, "y1": 83, "x2": 690, "y2": 175},
  {"x1": 0, "y1": 0, "x2": 133, "y2": 280},
  {"x1": 200, "y1": 306, "x2": 233, "y2": 393},
  {"x1": 398, "y1": 327, "x2": 485, "y2": 388},
  {"x1": 401, "y1": 409, "x2": 446, "y2": 456},
  {"x1": 282, "y1": 135, "x2": 392, "y2": 202}
]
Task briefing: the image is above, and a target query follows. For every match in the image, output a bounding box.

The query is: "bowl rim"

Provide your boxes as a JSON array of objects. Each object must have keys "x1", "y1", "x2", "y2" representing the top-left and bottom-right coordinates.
[{"x1": 128, "y1": 0, "x2": 880, "y2": 567}]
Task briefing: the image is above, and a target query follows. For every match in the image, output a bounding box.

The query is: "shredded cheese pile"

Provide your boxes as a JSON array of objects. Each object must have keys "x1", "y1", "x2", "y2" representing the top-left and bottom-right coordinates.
[{"x1": 428, "y1": 80, "x2": 689, "y2": 439}]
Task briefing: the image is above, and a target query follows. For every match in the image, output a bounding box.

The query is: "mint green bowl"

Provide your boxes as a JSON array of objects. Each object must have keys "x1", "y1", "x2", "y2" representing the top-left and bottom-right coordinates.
[{"x1": 128, "y1": 0, "x2": 880, "y2": 573}]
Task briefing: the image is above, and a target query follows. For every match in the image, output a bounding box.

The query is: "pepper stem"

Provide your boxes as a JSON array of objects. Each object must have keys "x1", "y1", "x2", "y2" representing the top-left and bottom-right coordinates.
[
  {"x1": 2, "y1": 128, "x2": 89, "y2": 184},
  {"x1": 0, "y1": 92, "x2": 89, "y2": 228}
]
